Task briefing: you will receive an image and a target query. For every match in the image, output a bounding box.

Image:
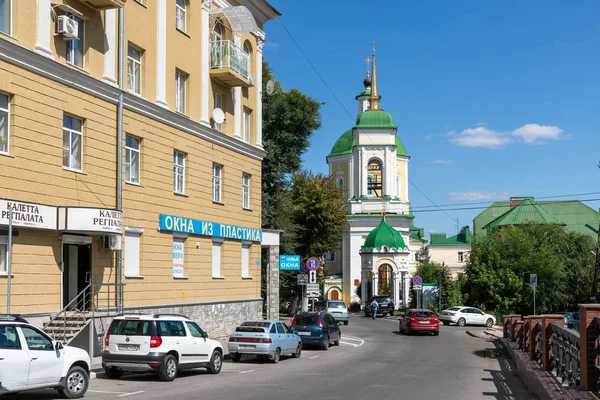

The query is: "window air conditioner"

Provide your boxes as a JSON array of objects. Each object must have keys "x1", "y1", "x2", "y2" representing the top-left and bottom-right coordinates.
[
  {"x1": 103, "y1": 235, "x2": 122, "y2": 251},
  {"x1": 57, "y1": 15, "x2": 79, "y2": 40}
]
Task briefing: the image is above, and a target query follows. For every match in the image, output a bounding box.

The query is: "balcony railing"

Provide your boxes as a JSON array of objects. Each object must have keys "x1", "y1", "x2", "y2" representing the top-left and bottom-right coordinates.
[
  {"x1": 210, "y1": 40, "x2": 251, "y2": 87},
  {"x1": 550, "y1": 322, "x2": 580, "y2": 387}
]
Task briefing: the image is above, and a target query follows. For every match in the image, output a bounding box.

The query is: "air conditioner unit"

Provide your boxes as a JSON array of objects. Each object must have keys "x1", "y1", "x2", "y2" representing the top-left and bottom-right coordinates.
[
  {"x1": 103, "y1": 235, "x2": 121, "y2": 251},
  {"x1": 57, "y1": 15, "x2": 79, "y2": 40}
]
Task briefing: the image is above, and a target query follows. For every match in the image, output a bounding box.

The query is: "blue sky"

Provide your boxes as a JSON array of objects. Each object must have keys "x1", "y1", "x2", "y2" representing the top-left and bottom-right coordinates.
[{"x1": 262, "y1": 0, "x2": 600, "y2": 236}]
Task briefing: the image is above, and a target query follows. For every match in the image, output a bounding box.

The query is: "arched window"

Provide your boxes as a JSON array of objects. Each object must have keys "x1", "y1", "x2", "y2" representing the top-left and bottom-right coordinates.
[
  {"x1": 378, "y1": 264, "x2": 393, "y2": 295},
  {"x1": 213, "y1": 20, "x2": 223, "y2": 42},
  {"x1": 211, "y1": 21, "x2": 224, "y2": 69},
  {"x1": 336, "y1": 176, "x2": 344, "y2": 195},
  {"x1": 367, "y1": 159, "x2": 382, "y2": 197},
  {"x1": 243, "y1": 41, "x2": 252, "y2": 79},
  {"x1": 176, "y1": 0, "x2": 187, "y2": 32}
]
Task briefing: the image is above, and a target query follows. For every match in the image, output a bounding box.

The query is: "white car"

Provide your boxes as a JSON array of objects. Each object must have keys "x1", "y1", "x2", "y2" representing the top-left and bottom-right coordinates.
[
  {"x1": 102, "y1": 314, "x2": 223, "y2": 381},
  {"x1": 439, "y1": 306, "x2": 496, "y2": 328},
  {"x1": 0, "y1": 314, "x2": 91, "y2": 398}
]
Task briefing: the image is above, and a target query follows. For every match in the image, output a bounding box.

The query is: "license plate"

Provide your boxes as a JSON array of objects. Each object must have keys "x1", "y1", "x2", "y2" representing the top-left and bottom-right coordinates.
[
  {"x1": 239, "y1": 345, "x2": 255, "y2": 349},
  {"x1": 298, "y1": 331, "x2": 310, "y2": 336},
  {"x1": 419, "y1": 321, "x2": 430, "y2": 324},
  {"x1": 118, "y1": 344, "x2": 140, "y2": 351}
]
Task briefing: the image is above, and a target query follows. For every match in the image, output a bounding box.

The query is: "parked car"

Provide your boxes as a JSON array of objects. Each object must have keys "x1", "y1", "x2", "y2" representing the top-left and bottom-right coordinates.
[
  {"x1": 324, "y1": 300, "x2": 350, "y2": 325},
  {"x1": 565, "y1": 312, "x2": 580, "y2": 330},
  {"x1": 439, "y1": 306, "x2": 496, "y2": 328},
  {"x1": 0, "y1": 314, "x2": 91, "y2": 398},
  {"x1": 364, "y1": 295, "x2": 395, "y2": 317},
  {"x1": 102, "y1": 314, "x2": 223, "y2": 381},
  {"x1": 228, "y1": 320, "x2": 302, "y2": 363},
  {"x1": 290, "y1": 311, "x2": 341, "y2": 350},
  {"x1": 399, "y1": 309, "x2": 439, "y2": 336}
]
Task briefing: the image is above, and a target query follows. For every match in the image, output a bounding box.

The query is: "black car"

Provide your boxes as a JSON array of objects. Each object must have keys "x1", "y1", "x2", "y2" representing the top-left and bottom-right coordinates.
[
  {"x1": 290, "y1": 311, "x2": 341, "y2": 350},
  {"x1": 365, "y1": 295, "x2": 395, "y2": 317}
]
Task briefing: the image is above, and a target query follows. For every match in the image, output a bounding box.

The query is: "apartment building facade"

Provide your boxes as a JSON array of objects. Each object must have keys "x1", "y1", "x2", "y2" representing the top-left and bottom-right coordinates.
[{"x1": 0, "y1": 0, "x2": 279, "y2": 341}]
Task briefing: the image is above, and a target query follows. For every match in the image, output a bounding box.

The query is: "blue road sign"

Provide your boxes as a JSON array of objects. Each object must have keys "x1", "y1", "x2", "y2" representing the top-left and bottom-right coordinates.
[
  {"x1": 300, "y1": 262, "x2": 308, "y2": 274},
  {"x1": 412, "y1": 275, "x2": 423, "y2": 286},
  {"x1": 306, "y1": 257, "x2": 320, "y2": 270},
  {"x1": 280, "y1": 255, "x2": 301, "y2": 271}
]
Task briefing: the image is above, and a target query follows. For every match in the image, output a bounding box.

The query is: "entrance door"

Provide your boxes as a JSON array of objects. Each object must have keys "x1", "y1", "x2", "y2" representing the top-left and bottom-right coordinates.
[
  {"x1": 62, "y1": 243, "x2": 91, "y2": 309},
  {"x1": 330, "y1": 290, "x2": 339, "y2": 300}
]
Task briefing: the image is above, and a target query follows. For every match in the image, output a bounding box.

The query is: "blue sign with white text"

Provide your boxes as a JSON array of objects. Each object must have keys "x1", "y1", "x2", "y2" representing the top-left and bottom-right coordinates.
[
  {"x1": 159, "y1": 214, "x2": 262, "y2": 242},
  {"x1": 280, "y1": 255, "x2": 301, "y2": 271}
]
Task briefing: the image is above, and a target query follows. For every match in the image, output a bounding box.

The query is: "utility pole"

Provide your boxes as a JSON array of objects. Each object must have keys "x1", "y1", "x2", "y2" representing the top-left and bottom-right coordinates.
[
  {"x1": 590, "y1": 221, "x2": 600, "y2": 302},
  {"x1": 438, "y1": 270, "x2": 443, "y2": 313}
]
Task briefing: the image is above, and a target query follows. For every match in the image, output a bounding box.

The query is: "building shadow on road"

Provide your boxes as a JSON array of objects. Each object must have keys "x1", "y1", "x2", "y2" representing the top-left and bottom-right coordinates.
[{"x1": 480, "y1": 342, "x2": 534, "y2": 399}]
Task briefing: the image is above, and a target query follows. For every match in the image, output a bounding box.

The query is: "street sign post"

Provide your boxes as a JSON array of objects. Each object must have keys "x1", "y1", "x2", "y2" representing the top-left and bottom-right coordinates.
[
  {"x1": 306, "y1": 257, "x2": 320, "y2": 270},
  {"x1": 530, "y1": 274, "x2": 538, "y2": 314},
  {"x1": 307, "y1": 291, "x2": 319, "y2": 298},
  {"x1": 412, "y1": 276, "x2": 422, "y2": 286},
  {"x1": 297, "y1": 274, "x2": 308, "y2": 285},
  {"x1": 280, "y1": 255, "x2": 301, "y2": 271},
  {"x1": 306, "y1": 283, "x2": 319, "y2": 292}
]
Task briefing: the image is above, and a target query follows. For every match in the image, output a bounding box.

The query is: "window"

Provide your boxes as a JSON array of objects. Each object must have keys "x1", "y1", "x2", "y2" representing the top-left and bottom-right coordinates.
[
  {"x1": 241, "y1": 243, "x2": 250, "y2": 278},
  {"x1": 276, "y1": 323, "x2": 285, "y2": 334},
  {"x1": 366, "y1": 159, "x2": 382, "y2": 197},
  {"x1": 243, "y1": 41, "x2": 251, "y2": 74},
  {"x1": 458, "y1": 252, "x2": 464, "y2": 262},
  {"x1": 212, "y1": 240, "x2": 222, "y2": 277},
  {"x1": 213, "y1": 92, "x2": 223, "y2": 130},
  {"x1": 212, "y1": 163, "x2": 222, "y2": 202},
  {"x1": 127, "y1": 45, "x2": 142, "y2": 95},
  {"x1": 125, "y1": 135, "x2": 140, "y2": 184},
  {"x1": 0, "y1": 326, "x2": 21, "y2": 350},
  {"x1": 0, "y1": 237, "x2": 7, "y2": 274},
  {"x1": 0, "y1": 93, "x2": 9, "y2": 154},
  {"x1": 62, "y1": 115, "x2": 82, "y2": 171},
  {"x1": 185, "y1": 322, "x2": 204, "y2": 338},
  {"x1": 157, "y1": 321, "x2": 186, "y2": 337},
  {"x1": 65, "y1": 17, "x2": 85, "y2": 68},
  {"x1": 242, "y1": 108, "x2": 251, "y2": 142},
  {"x1": 175, "y1": 0, "x2": 186, "y2": 32},
  {"x1": 173, "y1": 151, "x2": 185, "y2": 194},
  {"x1": 324, "y1": 252, "x2": 335, "y2": 262},
  {"x1": 0, "y1": 0, "x2": 10, "y2": 36},
  {"x1": 124, "y1": 232, "x2": 140, "y2": 277},
  {"x1": 336, "y1": 176, "x2": 344, "y2": 195},
  {"x1": 21, "y1": 326, "x2": 54, "y2": 351},
  {"x1": 172, "y1": 237, "x2": 184, "y2": 278},
  {"x1": 175, "y1": 70, "x2": 187, "y2": 114},
  {"x1": 242, "y1": 173, "x2": 250, "y2": 209}
]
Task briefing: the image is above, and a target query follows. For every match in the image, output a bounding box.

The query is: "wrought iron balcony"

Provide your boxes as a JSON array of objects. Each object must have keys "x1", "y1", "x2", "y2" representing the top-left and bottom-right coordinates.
[{"x1": 210, "y1": 40, "x2": 252, "y2": 87}]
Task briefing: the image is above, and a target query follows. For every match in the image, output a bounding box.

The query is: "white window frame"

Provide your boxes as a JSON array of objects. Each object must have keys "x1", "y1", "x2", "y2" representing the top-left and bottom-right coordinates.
[
  {"x1": 0, "y1": 237, "x2": 7, "y2": 275},
  {"x1": 125, "y1": 134, "x2": 141, "y2": 184},
  {"x1": 242, "y1": 173, "x2": 250, "y2": 209},
  {"x1": 65, "y1": 16, "x2": 85, "y2": 68},
  {"x1": 336, "y1": 176, "x2": 344, "y2": 194},
  {"x1": 242, "y1": 107, "x2": 251, "y2": 143},
  {"x1": 458, "y1": 252, "x2": 464, "y2": 263},
  {"x1": 62, "y1": 114, "x2": 83, "y2": 172},
  {"x1": 124, "y1": 232, "x2": 141, "y2": 277},
  {"x1": 243, "y1": 41, "x2": 251, "y2": 75},
  {"x1": 175, "y1": 70, "x2": 187, "y2": 114},
  {"x1": 367, "y1": 174, "x2": 375, "y2": 196},
  {"x1": 0, "y1": 0, "x2": 12, "y2": 36},
  {"x1": 127, "y1": 45, "x2": 142, "y2": 95},
  {"x1": 212, "y1": 240, "x2": 222, "y2": 278},
  {"x1": 174, "y1": 151, "x2": 185, "y2": 194},
  {"x1": 0, "y1": 92, "x2": 9, "y2": 154},
  {"x1": 241, "y1": 243, "x2": 250, "y2": 278},
  {"x1": 213, "y1": 91, "x2": 223, "y2": 131},
  {"x1": 175, "y1": 0, "x2": 186, "y2": 32},
  {"x1": 212, "y1": 163, "x2": 222, "y2": 203},
  {"x1": 172, "y1": 236, "x2": 186, "y2": 278}
]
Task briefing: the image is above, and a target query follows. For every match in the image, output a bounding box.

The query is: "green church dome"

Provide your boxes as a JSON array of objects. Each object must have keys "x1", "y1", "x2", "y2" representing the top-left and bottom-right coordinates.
[
  {"x1": 355, "y1": 110, "x2": 397, "y2": 129},
  {"x1": 362, "y1": 218, "x2": 407, "y2": 250},
  {"x1": 327, "y1": 128, "x2": 410, "y2": 158}
]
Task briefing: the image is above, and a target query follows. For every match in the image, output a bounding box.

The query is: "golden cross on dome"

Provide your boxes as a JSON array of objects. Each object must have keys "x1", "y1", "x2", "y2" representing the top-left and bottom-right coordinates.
[{"x1": 363, "y1": 56, "x2": 372, "y2": 75}]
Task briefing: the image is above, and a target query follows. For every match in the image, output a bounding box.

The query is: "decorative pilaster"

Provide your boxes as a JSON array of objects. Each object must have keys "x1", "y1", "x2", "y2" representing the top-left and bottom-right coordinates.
[
  {"x1": 35, "y1": 0, "x2": 54, "y2": 58},
  {"x1": 103, "y1": 9, "x2": 117, "y2": 85},
  {"x1": 233, "y1": 33, "x2": 242, "y2": 139},
  {"x1": 392, "y1": 271, "x2": 400, "y2": 310},
  {"x1": 156, "y1": 0, "x2": 168, "y2": 108},
  {"x1": 255, "y1": 37, "x2": 264, "y2": 148},
  {"x1": 360, "y1": 270, "x2": 368, "y2": 308},
  {"x1": 372, "y1": 270, "x2": 379, "y2": 297},
  {"x1": 200, "y1": 0, "x2": 212, "y2": 126},
  {"x1": 361, "y1": 148, "x2": 368, "y2": 198}
]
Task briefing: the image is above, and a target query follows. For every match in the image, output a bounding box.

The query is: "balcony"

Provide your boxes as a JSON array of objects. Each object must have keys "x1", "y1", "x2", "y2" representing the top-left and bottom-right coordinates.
[
  {"x1": 78, "y1": 0, "x2": 125, "y2": 10},
  {"x1": 210, "y1": 41, "x2": 252, "y2": 87}
]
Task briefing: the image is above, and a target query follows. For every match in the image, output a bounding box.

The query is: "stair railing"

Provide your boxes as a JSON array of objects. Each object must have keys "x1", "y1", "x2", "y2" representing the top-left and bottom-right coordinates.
[{"x1": 46, "y1": 283, "x2": 93, "y2": 343}]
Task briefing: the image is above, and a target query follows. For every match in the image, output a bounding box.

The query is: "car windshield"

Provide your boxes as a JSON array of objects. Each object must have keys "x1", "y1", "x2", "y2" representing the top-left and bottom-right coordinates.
[
  {"x1": 413, "y1": 311, "x2": 435, "y2": 318},
  {"x1": 108, "y1": 320, "x2": 155, "y2": 336},
  {"x1": 447, "y1": 307, "x2": 461, "y2": 311},
  {"x1": 375, "y1": 297, "x2": 390, "y2": 302},
  {"x1": 293, "y1": 314, "x2": 319, "y2": 325},
  {"x1": 241, "y1": 321, "x2": 271, "y2": 328},
  {"x1": 328, "y1": 302, "x2": 346, "y2": 309}
]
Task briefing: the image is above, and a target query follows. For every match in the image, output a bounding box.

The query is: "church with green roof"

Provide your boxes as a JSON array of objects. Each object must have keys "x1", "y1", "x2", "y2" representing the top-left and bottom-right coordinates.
[{"x1": 323, "y1": 49, "x2": 425, "y2": 309}]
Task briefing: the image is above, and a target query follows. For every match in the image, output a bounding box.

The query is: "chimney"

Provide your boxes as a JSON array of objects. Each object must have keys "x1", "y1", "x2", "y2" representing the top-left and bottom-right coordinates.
[{"x1": 510, "y1": 197, "x2": 526, "y2": 209}]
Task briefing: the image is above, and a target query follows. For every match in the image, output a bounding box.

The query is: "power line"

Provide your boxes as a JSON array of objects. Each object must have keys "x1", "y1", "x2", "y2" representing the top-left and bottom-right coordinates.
[
  {"x1": 410, "y1": 198, "x2": 600, "y2": 213},
  {"x1": 408, "y1": 178, "x2": 457, "y2": 223}
]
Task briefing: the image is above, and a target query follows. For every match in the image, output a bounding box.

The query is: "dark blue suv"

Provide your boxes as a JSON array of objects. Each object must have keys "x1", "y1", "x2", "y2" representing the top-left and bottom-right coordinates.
[{"x1": 290, "y1": 311, "x2": 341, "y2": 350}]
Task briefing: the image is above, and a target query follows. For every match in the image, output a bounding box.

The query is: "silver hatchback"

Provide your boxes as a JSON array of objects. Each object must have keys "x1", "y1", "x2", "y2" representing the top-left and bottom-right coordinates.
[
  {"x1": 324, "y1": 301, "x2": 349, "y2": 325},
  {"x1": 227, "y1": 320, "x2": 302, "y2": 364}
]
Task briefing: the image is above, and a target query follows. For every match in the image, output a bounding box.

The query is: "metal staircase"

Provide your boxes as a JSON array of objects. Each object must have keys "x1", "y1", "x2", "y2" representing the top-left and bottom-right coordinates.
[{"x1": 44, "y1": 283, "x2": 125, "y2": 345}]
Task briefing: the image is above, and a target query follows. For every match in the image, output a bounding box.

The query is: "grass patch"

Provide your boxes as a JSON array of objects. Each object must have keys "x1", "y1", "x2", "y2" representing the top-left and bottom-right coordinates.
[{"x1": 474, "y1": 348, "x2": 505, "y2": 359}]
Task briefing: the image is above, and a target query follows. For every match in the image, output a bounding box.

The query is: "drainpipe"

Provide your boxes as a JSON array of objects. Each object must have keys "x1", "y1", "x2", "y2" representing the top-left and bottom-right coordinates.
[{"x1": 116, "y1": 6, "x2": 125, "y2": 311}]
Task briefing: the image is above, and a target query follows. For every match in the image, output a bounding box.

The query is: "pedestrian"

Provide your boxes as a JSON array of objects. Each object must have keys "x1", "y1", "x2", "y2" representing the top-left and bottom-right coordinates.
[{"x1": 370, "y1": 299, "x2": 379, "y2": 320}]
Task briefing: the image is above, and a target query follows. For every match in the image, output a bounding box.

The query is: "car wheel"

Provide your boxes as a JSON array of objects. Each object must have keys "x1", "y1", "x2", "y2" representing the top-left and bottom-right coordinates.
[
  {"x1": 231, "y1": 353, "x2": 242, "y2": 362},
  {"x1": 344, "y1": 321, "x2": 349, "y2": 325},
  {"x1": 291, "y1": 344, "x2": 302, "y2": 358},
  {"x1": 158, "y1": 354, "x2": 178, "y2": 381},
  {"x1": 433, "y1": 331, "x2": 439, "y2": 336},
  {"x1": 271, "y1": 348, "x2": 281, "y2": 364},
  {"x1": 333, "y1": 332, "x2": 341, "y2": 346},
  {"x1": 457, "y1": 318, "x2": 466, "y2": 327},
  {"x1": 103, "y1": 367, "x2": 124, "y2": 379},
  {"x1": 207, "y1": 351, "x2": 222, "y2": 374},
  {"x1": 442, "y1": 321, "x2": 450, "y2": 326},
  {"x1": 57, "y1": 365, "x2": 89, "y2": 399},
  {"x1": 486, "y1": 318, "x2": 494, "y2": 328},
  {"x1": 406, "y1": 328, "x2": 411, "y2": 336},
  {"x1": 322, "y1": 337, "x2": 330, "y2": 350}
]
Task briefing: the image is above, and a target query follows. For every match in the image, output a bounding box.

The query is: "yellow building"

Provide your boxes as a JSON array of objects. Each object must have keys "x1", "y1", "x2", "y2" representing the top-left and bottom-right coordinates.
[{"x1": 0, "y1": 0, "x2": 280, "y2": 350}]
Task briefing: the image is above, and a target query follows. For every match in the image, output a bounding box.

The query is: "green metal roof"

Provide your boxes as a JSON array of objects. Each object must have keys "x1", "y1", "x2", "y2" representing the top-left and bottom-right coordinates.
[
  {"x1": 484, "y1": 197, "x2": 564, "y2": 231},
  {"x1": 327, "y1": 129, "x2": 410, "y2": 158},
  {"x1": 355, "y1": 110, "x2": 397, "y2": 129},
  {"x1": 473, "y1": 197, "x2": 600, "y2": 239},
  {"x1": 429, "y1": 226, "x2": 472, "y2": 247},
  {"x1": 363, "y1": 218, "x2": 407, "y2": 249},
  {"x1": 355, "y1": 88, "x2": 371, "y2": 99}
]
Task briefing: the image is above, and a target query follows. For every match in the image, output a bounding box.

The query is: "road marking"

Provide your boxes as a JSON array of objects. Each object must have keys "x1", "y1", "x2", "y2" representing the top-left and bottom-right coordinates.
[
  {"x1": 240, "y1": 369, "x2": 254, "y2": 374},
  {"x1": 88, "y1": 390, "x2": 129, "y2": 395},
  {"x1": 340, "y1": 335, "x2": 365, "y2": 347},
  {"x1": 118, "y1": 391, "x2": 145, "y2": 398},
  {"x1": 309, "y1": 355, "x2": 319, "y2": 359}
]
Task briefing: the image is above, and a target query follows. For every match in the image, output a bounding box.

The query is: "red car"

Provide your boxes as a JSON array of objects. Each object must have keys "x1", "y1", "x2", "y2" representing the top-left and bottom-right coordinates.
[{"x1": 399, "y1": 308, "x2": 439, "y2": 336}]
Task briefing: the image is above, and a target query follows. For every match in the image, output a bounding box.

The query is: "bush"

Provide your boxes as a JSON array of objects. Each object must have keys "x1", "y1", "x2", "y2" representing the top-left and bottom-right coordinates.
[{"x1": 348, "y1": 301, "x2": 361, "y2": 313}]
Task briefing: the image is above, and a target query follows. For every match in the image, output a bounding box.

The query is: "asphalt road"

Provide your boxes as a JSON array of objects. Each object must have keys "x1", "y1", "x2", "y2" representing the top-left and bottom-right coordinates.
[{"x1": 15, "y1": 316, "x2": 535, "y2": 400}]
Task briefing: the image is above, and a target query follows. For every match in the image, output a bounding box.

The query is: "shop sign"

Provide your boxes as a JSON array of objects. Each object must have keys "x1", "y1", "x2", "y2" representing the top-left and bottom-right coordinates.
[
  {"x1": 0, "y1": 199, "x2": 57, "y2": 230},
  {"x1": 61, "y1": 207, "x2": 123, "y2": 234},
  {"x1": 172, "y1": 240, "x2": 184, "y2": 278},
  {"x1": 159, "y1": 214, "x2": 262, "y2": 242}
]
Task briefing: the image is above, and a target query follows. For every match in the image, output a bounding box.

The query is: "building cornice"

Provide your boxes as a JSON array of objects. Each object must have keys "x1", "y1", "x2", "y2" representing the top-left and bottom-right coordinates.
[
  {"x1": 237, "y1": 0, "x2": 282, "y2": 24},
  {"x1": 0, "y1": 38, "x2": 266, "y2": 161}
]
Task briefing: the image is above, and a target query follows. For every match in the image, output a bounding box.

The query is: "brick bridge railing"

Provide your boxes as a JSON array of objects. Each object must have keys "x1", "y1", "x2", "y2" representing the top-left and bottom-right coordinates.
[{"x1": 502, "y1": 304, "x2": 600, "y2": 392}]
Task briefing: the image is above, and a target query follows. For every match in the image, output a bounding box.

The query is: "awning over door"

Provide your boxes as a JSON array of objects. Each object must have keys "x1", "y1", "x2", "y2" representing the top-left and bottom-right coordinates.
[{"x1": 211, "y1": 6, "x2": 258, "y2": 33}]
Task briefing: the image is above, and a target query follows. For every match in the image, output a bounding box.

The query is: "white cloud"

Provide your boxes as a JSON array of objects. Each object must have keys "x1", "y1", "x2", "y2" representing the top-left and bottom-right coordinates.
[
  {"x1": 429, "y1": 159, "x2": 452, "y2": 164},
  {"x1": 447, "y1": 191, "x2": 512, "y2": 201},
  {"x1": 448, "y1": 127, "x2": 513, "y2": 149},
  {"x1": 424, "y1": 134, "x2": 434, "y2": 140},
  {"x1": 511, "y1": 124, "x2": 565, "y2": 144}
]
